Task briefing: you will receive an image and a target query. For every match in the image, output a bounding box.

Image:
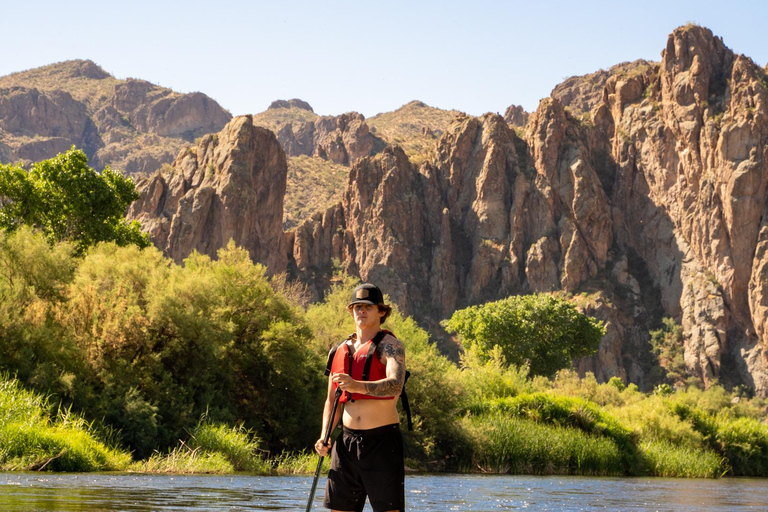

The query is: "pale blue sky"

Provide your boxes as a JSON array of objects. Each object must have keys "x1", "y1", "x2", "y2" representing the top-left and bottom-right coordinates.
[{"x1": 2, "y1": 1, "x2": 766, "y2": 118}]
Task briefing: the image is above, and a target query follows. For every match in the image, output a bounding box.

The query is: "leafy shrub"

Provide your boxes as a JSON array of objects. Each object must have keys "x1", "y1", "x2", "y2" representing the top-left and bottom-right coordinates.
[
  {"x1": 649, "y1": 318, "x2": 686, "y2": 385},
  {"x1": 7, "y1": 238, "x2": 326, "y2": 459},
  {"x1": 444, "y1": 293, "x2": 605, "y2": 377},
  {"x1": 459, "y1": 346, "x2": 532, "y2": 403},
  {"x1": 0, "y1": 148, "x2": 149, "y2": 254}
]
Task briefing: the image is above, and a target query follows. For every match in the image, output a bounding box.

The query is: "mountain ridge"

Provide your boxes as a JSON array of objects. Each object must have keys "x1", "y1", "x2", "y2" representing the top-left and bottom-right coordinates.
[{"x1": 7, "y1": 27, "x2": 768, "y2": 396}]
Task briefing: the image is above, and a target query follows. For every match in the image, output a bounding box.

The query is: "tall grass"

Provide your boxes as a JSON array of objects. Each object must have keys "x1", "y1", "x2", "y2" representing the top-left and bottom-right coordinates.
[
  {"x1": 467, "y1": 392, "x2": 638, "y2": 474},
  {"x1": 272, "y1": 450, "x2": 330, "y2": 475},
  {"x1": 714, "y1": 417, "x2": 768, "y2": 476},
  {"x1": 188, "y1": 420, "x2": 271, "y2": 473},
  {"x1": 130, "y1": 418, "x2": 273, "y2": 474},
  {"x1": 639, "y1": 439, "x2": 725, "y2": 478},
  {"x1": 129, "y1": 443, "x2": 233, "y2": 474},
  {"x1": 462, "y1": 413, "x2": 623, "y2": 475},
  {"x1": 672, "y1": 403, "x2": 768, "y2": 476},
  {"x1": 0, "y1": 376, "x2": 131, "y2": 471}
]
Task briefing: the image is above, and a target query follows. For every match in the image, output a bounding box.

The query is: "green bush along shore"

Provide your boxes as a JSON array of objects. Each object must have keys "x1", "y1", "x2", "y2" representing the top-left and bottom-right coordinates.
[{"x1": 1, "y1": 227, "x2": 767, "y2": 477}]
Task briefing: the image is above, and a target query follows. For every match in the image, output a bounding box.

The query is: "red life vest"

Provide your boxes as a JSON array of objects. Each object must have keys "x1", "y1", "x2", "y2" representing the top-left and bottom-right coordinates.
[
  {"x1": 324, "y1": 330, "x2": 413, "y2": 430},
  {"x1": 326, "y1": 330, "x2": 395, "y2": 403}
]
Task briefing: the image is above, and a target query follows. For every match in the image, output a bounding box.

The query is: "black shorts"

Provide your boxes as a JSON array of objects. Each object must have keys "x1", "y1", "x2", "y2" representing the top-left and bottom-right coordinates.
[{"x1": 324, "y1": 423, "x2": 405, "y2": 512}]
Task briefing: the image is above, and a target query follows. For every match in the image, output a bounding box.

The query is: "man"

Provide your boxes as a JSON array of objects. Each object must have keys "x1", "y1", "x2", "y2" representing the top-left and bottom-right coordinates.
[{"x1": 314, "y1": 283, "x2": 407, "y2": 512}]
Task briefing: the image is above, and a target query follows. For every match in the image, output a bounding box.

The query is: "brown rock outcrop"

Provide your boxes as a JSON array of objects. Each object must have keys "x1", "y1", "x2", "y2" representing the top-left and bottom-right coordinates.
[
  {"x1": 128, "y1": 115, "x2": 288, "y2": 273},
  {"x1": 113, "y1": 80, "x2": 231, "y2": 138},
  {"x1": 552, "y1": 60, "x2": 654, "y2": 116},
  {"x1": 269, "y1": 99, "x2": 314, "y2": 112},
  {"x1": 0, "y1": 60, "x2": 232, "y2": 174},
  {"x1": 0, "y1": 87, "x2": 101, "y2": 163},
  {"x1": 292, "y1": 108, "x2": 612, "y2": 319},
  {"x1": 504, "y1": 104, "x2": 529, "y2": 128},
  {"x1": 255, "y1": 101, "x2": 384, "y2": 165}
]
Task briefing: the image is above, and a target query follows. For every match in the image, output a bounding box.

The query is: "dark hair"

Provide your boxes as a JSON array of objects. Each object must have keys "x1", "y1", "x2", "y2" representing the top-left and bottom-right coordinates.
[{"x1": 378, "y1": 304, "x2": 392, "y2": 325}]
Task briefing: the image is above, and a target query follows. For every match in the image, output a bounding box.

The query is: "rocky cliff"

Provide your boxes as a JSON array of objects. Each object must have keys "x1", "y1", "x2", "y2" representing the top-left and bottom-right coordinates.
[
  {"x1": 289, "y1": 25, "x2": 768, "y2": 393},
  {"x1": 596, "y1": 26, "x2": 768, "y2": 393},
  {"x1": 252, "y1": 100, "x2": 385, "y2": 164},
  {"x1": 0, "y1": 60, "x2": 231, "y2": 173},
  {"x1": 126, "y1": 26, "x2": 768, "y2": 395},
  {"x1": 127, "y1": 115, "x2": 288, "y2": 271}
]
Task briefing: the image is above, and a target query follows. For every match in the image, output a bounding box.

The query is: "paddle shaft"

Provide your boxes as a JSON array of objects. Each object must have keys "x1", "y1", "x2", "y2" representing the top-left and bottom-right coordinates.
[{"x1": 305, "y1": 387, "x2": 342, "y2": 512}]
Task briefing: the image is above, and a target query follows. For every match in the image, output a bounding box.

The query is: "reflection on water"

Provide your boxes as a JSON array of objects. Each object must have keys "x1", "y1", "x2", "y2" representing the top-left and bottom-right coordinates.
[{"x1": 1, "y1": 472, "x2": 767, "y2": 511}]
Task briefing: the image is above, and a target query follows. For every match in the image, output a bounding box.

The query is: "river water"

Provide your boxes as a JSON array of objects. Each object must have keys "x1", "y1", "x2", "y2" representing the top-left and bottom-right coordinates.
[{"x1": 0, "y1": 472, "x2": 766, "y2": 511}]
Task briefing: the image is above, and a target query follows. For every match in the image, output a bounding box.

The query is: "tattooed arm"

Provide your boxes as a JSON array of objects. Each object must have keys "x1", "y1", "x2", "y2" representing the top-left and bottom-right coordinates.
[{"x1": 363, "y1": 335, "x2": 406, "y2": 397}]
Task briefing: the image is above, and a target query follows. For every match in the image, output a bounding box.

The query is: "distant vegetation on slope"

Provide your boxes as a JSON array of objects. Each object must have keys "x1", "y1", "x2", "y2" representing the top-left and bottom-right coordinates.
[
  {"x1": 368, "y1": 100, "x2": 463, "y2": 165},
  {"x1": 284, "y1": 155, "x2": 348, "y2": 230},
  {"x1": 251, "y1": 102, "x2": 320, "y2": 133}
]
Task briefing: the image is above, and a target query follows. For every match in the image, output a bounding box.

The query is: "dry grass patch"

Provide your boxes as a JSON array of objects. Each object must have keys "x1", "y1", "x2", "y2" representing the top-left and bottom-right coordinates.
[
  {"x1": 284, "y1": 155, "x2": 349, "y2": 230},
  {"x1": 368, "y1": 101, "x2": 463, "y2": 165}
]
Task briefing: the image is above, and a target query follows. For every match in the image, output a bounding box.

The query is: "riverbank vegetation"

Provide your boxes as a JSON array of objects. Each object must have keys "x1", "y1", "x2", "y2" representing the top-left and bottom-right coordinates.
[
  {"x1": 1, "y1": 228, "x2": 766, "y2": 477},
  {"x1": 0, "y1": 169, "x2": 766, "y2": 477}
]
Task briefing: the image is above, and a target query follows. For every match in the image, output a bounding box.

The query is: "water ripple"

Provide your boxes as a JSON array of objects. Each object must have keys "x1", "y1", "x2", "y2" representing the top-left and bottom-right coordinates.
[{"x1": 1, "y1": 473, "x2": 767, "y2": 511}]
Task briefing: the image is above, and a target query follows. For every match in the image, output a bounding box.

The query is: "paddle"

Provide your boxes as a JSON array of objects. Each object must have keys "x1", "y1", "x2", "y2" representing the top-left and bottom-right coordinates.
[{"x1": 305, "y1": 387, "x2": 342, "y2": 512}]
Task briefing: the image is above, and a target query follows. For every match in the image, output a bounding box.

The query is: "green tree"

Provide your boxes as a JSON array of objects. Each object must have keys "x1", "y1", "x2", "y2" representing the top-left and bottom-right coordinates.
[
  {"x1": 443, "y1": 294, "x2": 605, "y2": 377},
  {"x1": 0, "y1": 148, "x2": 149, "y2": 254}
]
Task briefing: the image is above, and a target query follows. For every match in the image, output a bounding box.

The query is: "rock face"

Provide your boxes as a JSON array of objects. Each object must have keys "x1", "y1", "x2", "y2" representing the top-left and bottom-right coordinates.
[
  {"x1": 599, "y1": 26, "x2": 768, "y2": 392},
  {"x1": 127, "y1": 116, "x2": 288, "y2": 272},
  {"x1": 111, "y1": 80, "x2": 231, "y2": 138},
  {"x1": 279, "y1": 111, "x2": 384, "y2": 164},
  {"x1": 256, "y1": 101, "x2": 385, "y2": 165},
  {"x1": 289, "y1": 26, "x2": 768, "y2": 394},
  {"x1": 126, "y1": 25, "x2": 768, "y2": 394},
  {"x1": 504, "y1": 104, "x2": 529, "y2": 127},
  {"x1": 0, "y1": 60, "x2": 231, "y2": 173},
  {"x1": 0, "y1": 87, "x2": 101, "y2": 161},
  {"x1": 268, "y1": 99, "x2": 314, "y2": 111},
  {"x1": 293, "y1": 108, "x2": 611, "y2": 318}
]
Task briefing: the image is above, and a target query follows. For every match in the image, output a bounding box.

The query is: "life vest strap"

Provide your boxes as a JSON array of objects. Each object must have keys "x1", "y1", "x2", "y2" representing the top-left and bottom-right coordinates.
[{"x1": 360, "y1": 330, "x2": 388, "y2": 381}]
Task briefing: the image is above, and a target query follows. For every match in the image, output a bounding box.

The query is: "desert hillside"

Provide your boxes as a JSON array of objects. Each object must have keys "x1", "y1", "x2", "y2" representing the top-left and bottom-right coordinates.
[{"x1": 0, "y1": 59, "x2": 231, "y2": 174}]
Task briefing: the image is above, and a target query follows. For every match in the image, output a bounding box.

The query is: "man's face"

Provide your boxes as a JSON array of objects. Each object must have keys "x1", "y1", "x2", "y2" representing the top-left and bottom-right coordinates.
[{"x1": 350, "y1": 303, "x2": 384, "y2": 328}]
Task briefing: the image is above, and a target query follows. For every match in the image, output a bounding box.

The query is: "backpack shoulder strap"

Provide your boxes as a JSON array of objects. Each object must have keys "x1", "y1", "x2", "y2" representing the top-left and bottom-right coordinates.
[{"x1": 324, "y1": 334, "x2": 355, "y2": 377}]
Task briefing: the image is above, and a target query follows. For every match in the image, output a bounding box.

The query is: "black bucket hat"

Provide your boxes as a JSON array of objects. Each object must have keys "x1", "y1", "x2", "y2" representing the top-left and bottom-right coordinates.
[{"x1": 348, "y1": 283, "x2": 385, "y2": 307}]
